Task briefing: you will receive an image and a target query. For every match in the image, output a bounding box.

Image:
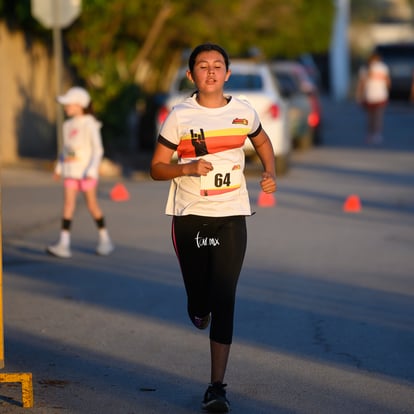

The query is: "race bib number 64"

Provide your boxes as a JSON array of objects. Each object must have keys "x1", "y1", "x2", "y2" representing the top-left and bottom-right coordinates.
[{"x1": 200, "y1": 164, "x2": 242, "y2": 196}]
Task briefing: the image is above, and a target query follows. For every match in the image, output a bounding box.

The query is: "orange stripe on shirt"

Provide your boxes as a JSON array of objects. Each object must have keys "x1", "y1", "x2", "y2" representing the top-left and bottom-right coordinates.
[
  {"x1": 178, "y1": 134, "x2": 247, "y2": 158},
  {"x1": 177, "y1": 128, "x2": 250, "y2": 158}
]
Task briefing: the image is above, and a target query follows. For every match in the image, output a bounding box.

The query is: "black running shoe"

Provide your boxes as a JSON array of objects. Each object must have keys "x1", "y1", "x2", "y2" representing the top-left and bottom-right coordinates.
[
  {"x1": 202, "y1": 382, "x2": 230, "y2": 412},
  {"x1": 191, "y1": 313, "x2": 211, "y2": 330},
  {"x1": 188, "y1": 306, "x2": 211, "y2": 330}
]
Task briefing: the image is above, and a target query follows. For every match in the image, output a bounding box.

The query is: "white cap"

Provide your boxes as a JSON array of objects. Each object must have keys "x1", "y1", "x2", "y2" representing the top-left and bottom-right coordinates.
[{"x1": 57, "y1": 87, "x2": 91, "y2": 108}]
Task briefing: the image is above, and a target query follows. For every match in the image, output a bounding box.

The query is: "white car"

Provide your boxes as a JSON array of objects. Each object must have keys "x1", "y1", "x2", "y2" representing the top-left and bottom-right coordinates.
[{"x1": 156, "y1": 60, "x2": 292, "y2": 175}]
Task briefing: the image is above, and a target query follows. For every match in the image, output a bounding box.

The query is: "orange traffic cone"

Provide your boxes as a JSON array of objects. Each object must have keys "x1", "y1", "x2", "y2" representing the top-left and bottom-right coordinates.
[
  {"x1": 257, "y1": 191, "x2": 276, "y2": 208},
  {"x1": 343, "y1": 194, "x2": 362, "y2": 213},
  {"x1": 110, "y1": 183, "x2": 130, "y2": 202}
]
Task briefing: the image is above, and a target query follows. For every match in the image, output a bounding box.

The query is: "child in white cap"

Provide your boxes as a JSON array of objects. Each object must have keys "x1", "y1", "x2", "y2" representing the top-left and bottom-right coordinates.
[{"x1": 47, "y1": 86, "x2": 114, "y2": 258}]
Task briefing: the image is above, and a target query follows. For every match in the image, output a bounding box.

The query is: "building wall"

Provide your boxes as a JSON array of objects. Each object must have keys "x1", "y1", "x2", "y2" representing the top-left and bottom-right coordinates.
[
  {"x1": 0, "y1": 22, "x2": 57, "y2": 165},
  {"x1": 350, "y1": 22, "x2": 414, "y2": 56}
]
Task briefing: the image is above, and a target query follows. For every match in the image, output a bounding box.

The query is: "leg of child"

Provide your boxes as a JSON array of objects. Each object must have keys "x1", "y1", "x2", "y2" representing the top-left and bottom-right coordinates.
[
  {"x1": 47, "y1": 185, "x2": 77, "y2": 258},
  {"x1": 84, "y1": 184, "x2": 114, "y2": 255},
  {"x1": 61, "y1": 185, "x2": 78, "y2": 246}
]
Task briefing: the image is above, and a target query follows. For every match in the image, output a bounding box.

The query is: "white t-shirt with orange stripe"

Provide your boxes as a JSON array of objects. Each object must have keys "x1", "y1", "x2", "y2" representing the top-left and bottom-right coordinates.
[{"x1": 159, "y1": 95, "x2": 261, "y2": 217}]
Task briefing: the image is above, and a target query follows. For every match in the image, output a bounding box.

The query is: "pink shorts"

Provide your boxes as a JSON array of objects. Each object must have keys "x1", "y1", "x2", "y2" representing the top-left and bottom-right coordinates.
[{"x1": 64, "y1": 178, "x2": 98, "y2": 192}]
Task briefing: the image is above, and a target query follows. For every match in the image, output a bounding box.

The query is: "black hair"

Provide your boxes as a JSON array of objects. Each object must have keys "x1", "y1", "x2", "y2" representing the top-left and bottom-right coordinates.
[{"x1": 188, "y1": 43, "x2": 230, "y2": 72}]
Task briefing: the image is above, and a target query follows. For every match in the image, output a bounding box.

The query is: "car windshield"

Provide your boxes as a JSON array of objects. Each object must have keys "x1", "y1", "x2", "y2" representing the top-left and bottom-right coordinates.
[
  {"x1": 376, "y1": 45, "x2": 414, "y2": 58},
  {"x1": 375, "y1": 45, "x2": 414, "y2": 69},
  {"x1": 176, "y1": 73, "x2": 264, "y2": 93},
  {"x1": 273, "y1": 71, "x2": 298, "y2": 95},
  {"x1": 225, "y1": 74, "x2": 263, "y2": 91}
]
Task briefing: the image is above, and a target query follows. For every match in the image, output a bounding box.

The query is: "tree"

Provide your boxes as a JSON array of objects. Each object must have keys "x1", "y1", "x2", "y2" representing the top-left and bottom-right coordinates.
[
  {"x1": 65, "y1": 0, "x2": 334, "y2": 94},
  {"x1": 1, "y1": 0, "x2": 335, "y2": 151}
]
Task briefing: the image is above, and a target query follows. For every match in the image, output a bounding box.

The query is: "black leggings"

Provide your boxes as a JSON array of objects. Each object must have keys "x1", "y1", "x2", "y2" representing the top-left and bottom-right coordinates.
[{"x1": 172, "y1": 215, "x2": 247, "y2": 344}]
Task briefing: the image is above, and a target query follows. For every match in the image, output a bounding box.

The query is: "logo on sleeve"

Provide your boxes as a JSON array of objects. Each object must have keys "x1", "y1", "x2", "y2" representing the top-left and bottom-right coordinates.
[{"x1": 232, "y1": 118, "x2": 248, "y2": 125}]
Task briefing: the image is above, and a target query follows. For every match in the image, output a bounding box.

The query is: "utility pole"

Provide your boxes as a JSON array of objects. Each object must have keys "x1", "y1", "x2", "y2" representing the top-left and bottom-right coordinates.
[
  {"x1": 31, "y1": 0, "x2": 82, "y2": 156},
  {"x1": 330, "y1": 0, "x2": 350, "y2": 101},
  {"x1": 53, "y1": 1, "x2": 64, "y2": 157}
]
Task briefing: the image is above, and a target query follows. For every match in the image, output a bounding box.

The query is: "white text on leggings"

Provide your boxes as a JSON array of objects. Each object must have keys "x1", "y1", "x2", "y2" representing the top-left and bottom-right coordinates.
[{"x1": 195, "y1": 231, "x2": 220, "y2": 248}]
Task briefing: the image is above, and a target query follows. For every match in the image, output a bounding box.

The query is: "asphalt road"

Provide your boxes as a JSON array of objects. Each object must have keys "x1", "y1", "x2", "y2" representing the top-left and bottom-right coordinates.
[{"x1": 1, "y1": 96, "x2": 414, "y2": 413}]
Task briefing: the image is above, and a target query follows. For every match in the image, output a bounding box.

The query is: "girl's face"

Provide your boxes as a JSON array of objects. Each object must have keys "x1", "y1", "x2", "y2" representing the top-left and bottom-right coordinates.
[
  {"x1": 63, "y1": 103, "x2": 84, "y2": 117},
  {"x1": 186, "y1": 50, "x2": 231, "y2": 94}
]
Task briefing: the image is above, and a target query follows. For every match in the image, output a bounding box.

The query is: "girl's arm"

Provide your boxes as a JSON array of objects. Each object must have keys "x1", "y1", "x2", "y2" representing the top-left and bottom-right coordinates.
[
  {"x1": 356, "y1": 75, "x2": 365, "y2": 103},
  {"x1": 250, "y1": 129, "x2": 277, "y2": 194},
  {"x1": 150, "y1": 142, "x2": 213, "y2": 181},
  {"x1": 85, "y1": 120, "x2": 104, "y2": 179}
]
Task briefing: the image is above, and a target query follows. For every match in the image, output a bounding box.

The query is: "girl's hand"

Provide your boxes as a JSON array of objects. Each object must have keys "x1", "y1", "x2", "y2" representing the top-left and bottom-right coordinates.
[
  {"x1": 53, "y1": 172, "x2": 61, "y2": 181},
  {"x1": 184, "y1": 158, "x2": 213, "y2": 176},
  {"x1": 260, "y1": 172, "x2": 276, "y2": 193}
]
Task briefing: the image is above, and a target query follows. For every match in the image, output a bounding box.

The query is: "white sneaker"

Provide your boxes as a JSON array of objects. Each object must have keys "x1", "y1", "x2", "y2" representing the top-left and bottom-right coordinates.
[
  {"x1": 96, "y1": 239, "x2": 114, "y2": 256},
  {"x1": 47, "y1": 243, "x2": 72, "y2": 258}
]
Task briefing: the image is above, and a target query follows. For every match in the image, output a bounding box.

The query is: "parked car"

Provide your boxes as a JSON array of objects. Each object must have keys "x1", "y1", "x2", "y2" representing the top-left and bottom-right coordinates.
[
  {"x1": 298, "y1": 53, "x2": 322, "y2": 89},
  {"x1": 156, "y1": 60, "x2": 291, "y2": 175},
  {"x1": 374, "y1": 42, "x2": 414, "y2": 100},
  {"x1": 270, "y1": 61, "x2": 323, "y2": 146},
  {"x1": 271, "y1": 62, "x2": 314, "y2": 150}
]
